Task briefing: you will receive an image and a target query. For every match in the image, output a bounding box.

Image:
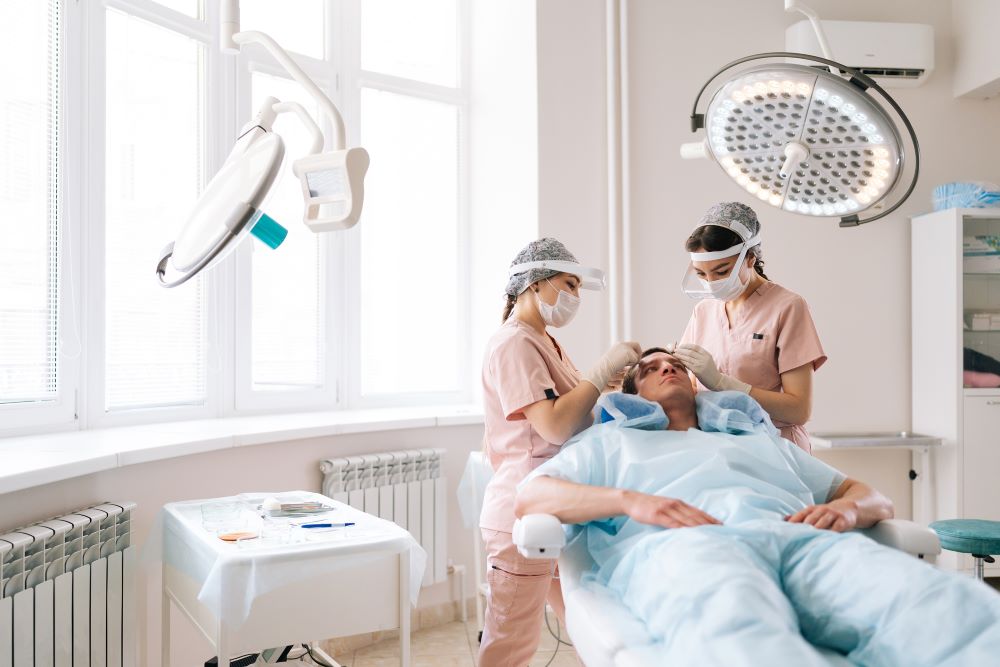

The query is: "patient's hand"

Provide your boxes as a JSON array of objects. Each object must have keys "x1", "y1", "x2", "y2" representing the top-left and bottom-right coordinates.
[
  {"x1": 623, "y1": 492, "x2": 722, "y2": 529},
  {"x1": 786, "y1": 499, "x2": 859, "y2": 532}
]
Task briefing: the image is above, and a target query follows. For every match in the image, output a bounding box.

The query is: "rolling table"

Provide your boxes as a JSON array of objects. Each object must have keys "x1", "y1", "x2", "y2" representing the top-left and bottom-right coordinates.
[{"x1": 156, "y1": 491, "x2": 426, "y2": 666}]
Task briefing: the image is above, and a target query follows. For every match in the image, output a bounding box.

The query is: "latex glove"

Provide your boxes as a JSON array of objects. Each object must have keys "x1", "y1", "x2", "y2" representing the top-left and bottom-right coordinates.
[
  {"x1": 584, "y1": 342, "x2": 642, "y2": 392},
  {"x1": 604, "y1": 368, "x2": 628, "y2": 393},
  {"x1": 672, "y1": 343, "x2": 751, "y2": 393}
]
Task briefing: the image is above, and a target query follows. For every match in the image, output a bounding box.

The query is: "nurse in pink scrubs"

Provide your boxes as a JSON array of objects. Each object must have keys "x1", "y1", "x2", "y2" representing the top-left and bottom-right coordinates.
[
  {"x1": 672, "y1": 202, "x2": 826, "y2": 452},
  {"x1": 478, "y1": 238, "x2": 640, "y2": 666}
]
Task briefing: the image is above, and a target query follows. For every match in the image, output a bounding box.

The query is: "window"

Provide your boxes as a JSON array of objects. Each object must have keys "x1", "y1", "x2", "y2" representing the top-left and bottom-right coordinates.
[
  {"x1": 103, "y1": 10, "x2": 207, "y2": 412},
  {"x1": 351, "y1": 0, "x2": 469, "y2": 401},
  {"x1": 248, "y1": 71, "x2": 324, "y2": 390},
  {"x1": 0, "y1": 0, "x2": 479, "y2": 436},
  {"x1": 0, "y1": 1, "x2": 62, "y2": 410}
]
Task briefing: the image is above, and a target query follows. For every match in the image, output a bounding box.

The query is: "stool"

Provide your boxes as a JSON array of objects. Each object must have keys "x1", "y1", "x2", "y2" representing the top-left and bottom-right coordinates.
[{"x1": 930, "y1": 519, "x2": 1000, "y2": 581}]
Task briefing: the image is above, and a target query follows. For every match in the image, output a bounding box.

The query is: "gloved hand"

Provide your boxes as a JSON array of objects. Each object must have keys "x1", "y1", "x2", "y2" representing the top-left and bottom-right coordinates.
[
  {"x1": 584, "y1": 342, "x2": 642, "y2": 392},
  {"x1": 672, "y1": 343, "x2": 751, "y2": 393}
]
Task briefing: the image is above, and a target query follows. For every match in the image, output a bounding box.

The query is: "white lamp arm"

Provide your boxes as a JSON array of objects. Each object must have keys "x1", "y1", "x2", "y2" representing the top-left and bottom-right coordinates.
[
  {"x1": 784, "y1": 0, "x2": 838, "y2": 75},
  {"x1": 231, "y1": 31, "x2": 346, "y2": 150},
  {"x1": 272, "y1": 101, "x2": 324, "y2": 155}
]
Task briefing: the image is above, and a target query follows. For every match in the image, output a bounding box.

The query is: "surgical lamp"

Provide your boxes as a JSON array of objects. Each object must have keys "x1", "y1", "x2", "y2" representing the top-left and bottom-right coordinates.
[
  {"x1": 156, "y1": 0, "x2": 369, "y2": 287},
  {"x1": 680, "y1": 1, "x2": 919, "y2": 228}
]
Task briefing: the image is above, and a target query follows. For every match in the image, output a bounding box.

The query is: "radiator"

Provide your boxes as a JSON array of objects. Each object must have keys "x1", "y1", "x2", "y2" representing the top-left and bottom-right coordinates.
[
  {"x1": 0, "y1": 502, "x2": 136, "y2": 667},
  {"x1": 320, "y1": 449, "x2": 446, "y2": 587}
]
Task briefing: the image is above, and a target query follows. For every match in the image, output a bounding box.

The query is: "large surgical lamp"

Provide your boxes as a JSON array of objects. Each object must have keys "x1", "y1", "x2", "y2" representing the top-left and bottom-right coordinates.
[
  {"x1": 156, "y1": 0, "x2": 369, "y2": 287},
  {"x1": 680, "y1": 1, "x2": 919, "y2": 228}
]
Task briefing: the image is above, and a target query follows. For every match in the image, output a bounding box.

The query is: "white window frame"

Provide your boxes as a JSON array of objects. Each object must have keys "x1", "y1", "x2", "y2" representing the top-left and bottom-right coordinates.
[
  {"x1": 0, "y1": 0, "x2": 80, "y2": 435},
  {"x1": 230, "y1": 43, "x2": 341, "y2": 413},
  {"x1": 337, "y1": 0, "x2": 473, "y2": 409},
  {"x1": 83, "y1": 0, "x2": 223, "y2": 429},
  {"x1": 0, "y1": 0, "x2": 477, "y2": 438}
]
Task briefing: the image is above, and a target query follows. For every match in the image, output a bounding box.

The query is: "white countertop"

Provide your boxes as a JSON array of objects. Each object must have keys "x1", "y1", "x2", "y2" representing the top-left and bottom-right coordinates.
[{"x1": 0, "y1": 405, "x2": 484, "y2": 495}]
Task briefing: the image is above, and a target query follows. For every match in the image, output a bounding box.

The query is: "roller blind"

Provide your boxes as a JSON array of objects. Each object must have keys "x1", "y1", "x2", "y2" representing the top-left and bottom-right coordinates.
[
  {"x1": 0, "y1": 1, "x2": 61, "y2": 405},
  {"x1": 104, "y1": 10, "x2": 206, "y2": 411}
]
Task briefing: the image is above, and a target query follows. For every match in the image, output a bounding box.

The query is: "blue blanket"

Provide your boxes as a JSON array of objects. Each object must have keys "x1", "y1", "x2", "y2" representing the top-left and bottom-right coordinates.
[{"x1": 523, "y1": 392, "x2": 1000, "y2": 665}]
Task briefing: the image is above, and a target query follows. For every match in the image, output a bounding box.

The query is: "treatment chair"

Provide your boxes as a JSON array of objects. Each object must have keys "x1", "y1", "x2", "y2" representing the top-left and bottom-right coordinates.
[{"x1": 513, "y1": 513, "x2": 942, "y2": 667}]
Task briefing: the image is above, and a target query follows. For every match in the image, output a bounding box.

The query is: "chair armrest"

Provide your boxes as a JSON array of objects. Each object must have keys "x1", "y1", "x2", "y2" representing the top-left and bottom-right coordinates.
[
  {"x1": 512, "y1": 514, "x2": 566, "y2": 559},
  {"x1": 858, "y1": 519, "x2": 942, "y2": 557}
]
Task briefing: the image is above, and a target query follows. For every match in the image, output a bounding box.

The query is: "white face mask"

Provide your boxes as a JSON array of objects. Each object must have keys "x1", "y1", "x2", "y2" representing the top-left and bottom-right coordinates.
[
  {"x1": 698, "y1": 259, "x2": 751, "y2": 301},
  {"x1": 537, "y1": 279, "x2": 580, "y2": 327}
]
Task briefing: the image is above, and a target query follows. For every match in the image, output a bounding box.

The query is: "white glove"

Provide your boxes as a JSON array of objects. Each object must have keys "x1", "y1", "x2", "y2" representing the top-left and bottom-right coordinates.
[
  {"x1": 672, "y1": 343, "x2": 750, "y2": 393},
  {"x1": 584, "y1": 341, "x2": 642, "y2": 392}
]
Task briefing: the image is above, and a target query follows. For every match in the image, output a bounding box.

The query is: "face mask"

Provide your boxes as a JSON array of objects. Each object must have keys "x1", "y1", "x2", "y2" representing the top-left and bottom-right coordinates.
[
  {"x1": 697, "y1": 260, "x2": 750, "y2": 301},
  {"x1": 537, "y1": 279, "x2": 580, "y2": 327}
]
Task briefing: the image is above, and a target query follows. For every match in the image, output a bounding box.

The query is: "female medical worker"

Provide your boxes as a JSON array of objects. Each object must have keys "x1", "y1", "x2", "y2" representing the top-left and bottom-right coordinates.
[
  {"x1": 479, "y1": 238, "x2": 640, "y2": 666},
  {"x1": 672, "y1": 202, "x2": 826, "y2": 452}
]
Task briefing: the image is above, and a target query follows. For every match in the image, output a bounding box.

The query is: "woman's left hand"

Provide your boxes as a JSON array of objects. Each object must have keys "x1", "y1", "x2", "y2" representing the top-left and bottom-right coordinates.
[{"x1": 672, "y1": 344, "x2": 750, "y2": 393}]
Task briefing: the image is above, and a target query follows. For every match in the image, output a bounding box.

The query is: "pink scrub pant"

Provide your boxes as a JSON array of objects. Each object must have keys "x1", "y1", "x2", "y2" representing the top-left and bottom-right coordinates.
[{"x1": 478, "y1": 529, "x2": 567, "y2": 667}]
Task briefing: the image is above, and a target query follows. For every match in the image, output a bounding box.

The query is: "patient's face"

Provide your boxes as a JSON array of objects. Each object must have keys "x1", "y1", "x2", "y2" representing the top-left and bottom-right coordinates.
[{"x1": 633, "y1": 352, "x2": 695, "y2": 405}]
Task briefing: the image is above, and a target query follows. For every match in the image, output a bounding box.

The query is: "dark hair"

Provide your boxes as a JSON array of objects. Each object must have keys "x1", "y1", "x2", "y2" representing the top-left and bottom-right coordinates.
[
  {"x1": 501, "y1": 293, "x2": 517, "y2": 322},
  {"x1": 685, "y1": 226, "x2": 768, "y2": 280},
  {"x1": 622, "y1": 347, "x2": 671, "y2": 395}
]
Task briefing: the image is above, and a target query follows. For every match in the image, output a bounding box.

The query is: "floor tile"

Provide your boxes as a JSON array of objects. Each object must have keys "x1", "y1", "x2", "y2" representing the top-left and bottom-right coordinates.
[
  {"x1": 354, "y1": 621, "x2": 474, "y2": 659},
  {"x1": 351, "y1": 655, "x2": 474, "y2": 667},
  {"x1": 528, "y1": 650, "x2": 582, "y2": 667}
]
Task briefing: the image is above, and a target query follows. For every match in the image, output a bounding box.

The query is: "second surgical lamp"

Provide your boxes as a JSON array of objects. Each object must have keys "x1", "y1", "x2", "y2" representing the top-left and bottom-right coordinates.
[{"x1": 156, "y1": 0, "x2": 369, "y2": 287}]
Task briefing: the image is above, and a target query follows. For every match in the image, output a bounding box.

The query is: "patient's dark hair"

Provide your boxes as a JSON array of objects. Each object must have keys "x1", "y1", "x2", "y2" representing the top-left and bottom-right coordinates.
[
  {"x1": 622, "y1": 347, "x2": 670, "y2": 395},
  {"x1": 685, "y1": 226, "x2": 768, "y2": 280}
]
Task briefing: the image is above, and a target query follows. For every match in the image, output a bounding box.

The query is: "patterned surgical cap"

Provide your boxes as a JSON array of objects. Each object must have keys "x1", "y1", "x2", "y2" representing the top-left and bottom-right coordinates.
[
  {"x1": 505, "y1": 237, "x2": 580, "y2": 297},
  {"x1": 698, "y1": 202, "x2": 761, "y2": 241}
]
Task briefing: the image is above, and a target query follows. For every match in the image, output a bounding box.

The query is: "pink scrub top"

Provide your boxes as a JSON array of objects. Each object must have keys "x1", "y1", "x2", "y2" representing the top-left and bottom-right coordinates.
[
  {"x1": 681, "y1": 281, "x2": 826, "y2": 452},
  {"x1": 479, "y1": 318, "x2": 583, "y2": 533}
]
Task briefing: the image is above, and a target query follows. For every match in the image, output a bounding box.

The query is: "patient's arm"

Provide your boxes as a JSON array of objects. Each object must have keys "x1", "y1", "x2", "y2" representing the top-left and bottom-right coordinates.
[
  {"x1": 786, "y1": 477, "x2": 894, "y2": 532},
  {"x1": 516, "y1": 476, "x2": 721, "y2": 528}
]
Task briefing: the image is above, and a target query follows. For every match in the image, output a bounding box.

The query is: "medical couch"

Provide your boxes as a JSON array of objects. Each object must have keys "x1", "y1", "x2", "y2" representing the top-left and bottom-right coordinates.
[{"x1": 513, "y1": 514, "x2": 942, "y2": 667}]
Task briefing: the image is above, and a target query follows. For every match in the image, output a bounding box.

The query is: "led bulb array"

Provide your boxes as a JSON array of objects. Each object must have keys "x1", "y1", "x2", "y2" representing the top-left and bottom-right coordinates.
[{"x1": 705, "y1": 65, "x2": 902, "y2": 217}]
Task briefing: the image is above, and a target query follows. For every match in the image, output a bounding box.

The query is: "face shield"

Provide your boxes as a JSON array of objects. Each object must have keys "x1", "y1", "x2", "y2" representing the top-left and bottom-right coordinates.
[
  {"x1": 681, "y1": 220, "x2": 761, "y2": 301},
  {"x1": 507, "y1": 260, "x2": 607, "y2": 291}
]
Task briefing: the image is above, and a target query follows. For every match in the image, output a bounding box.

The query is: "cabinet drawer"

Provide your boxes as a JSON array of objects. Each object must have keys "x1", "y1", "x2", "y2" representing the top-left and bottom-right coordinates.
[{"x1": 963, "y1": 396, "x2": 1000, "y2": 521}]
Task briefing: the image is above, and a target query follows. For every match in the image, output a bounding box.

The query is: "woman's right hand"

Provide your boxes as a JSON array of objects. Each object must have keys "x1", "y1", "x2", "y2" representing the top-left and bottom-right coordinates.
[
  {"x1": 583, "y1": 341, "x2": 642, "y2": 392},
  {"x1": 623, "y1": 491, "x2": 721, "y2": 529}
]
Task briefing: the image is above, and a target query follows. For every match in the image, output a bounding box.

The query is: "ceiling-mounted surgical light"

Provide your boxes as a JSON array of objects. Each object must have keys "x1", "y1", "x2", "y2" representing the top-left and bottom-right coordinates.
[
  {"x1": 680, "y1": 2, "x2": 919, "y2": 228},
  {"x1": 156, "y1": 0, "x2": 369, "y2": 287}
]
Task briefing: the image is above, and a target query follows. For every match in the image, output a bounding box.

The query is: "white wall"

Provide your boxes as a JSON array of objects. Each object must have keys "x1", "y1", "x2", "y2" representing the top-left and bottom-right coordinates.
[
  {"x1": 0, "y1": 425, "x2": 482, "y2": 666},
  {"x1": 535, "y1": 0, "x2": 1000, "y2": 514}
]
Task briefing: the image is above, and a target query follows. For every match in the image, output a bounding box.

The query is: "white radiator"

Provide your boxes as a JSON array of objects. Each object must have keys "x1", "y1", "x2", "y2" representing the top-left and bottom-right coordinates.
[
  {"x1": 0, "y1": 502, "x2": 136, "y2": 667},
  {"x1": 320, "y1": 449, "x2": 447, "y2": 587}
]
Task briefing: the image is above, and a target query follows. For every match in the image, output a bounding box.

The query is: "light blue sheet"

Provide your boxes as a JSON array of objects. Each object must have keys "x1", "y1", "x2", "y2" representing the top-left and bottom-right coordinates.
[{"x1": 522, "y1": 392, "x2": 1000, "y2": 665}]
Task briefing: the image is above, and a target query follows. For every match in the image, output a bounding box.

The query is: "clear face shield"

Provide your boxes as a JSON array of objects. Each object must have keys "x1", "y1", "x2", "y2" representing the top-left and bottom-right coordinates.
[
  {"x1": 681, "y1": 221, "x2": 761, "y2": 301},
  {"x1": 507, "y1": 260, "x2": 607, "y2": 291}
]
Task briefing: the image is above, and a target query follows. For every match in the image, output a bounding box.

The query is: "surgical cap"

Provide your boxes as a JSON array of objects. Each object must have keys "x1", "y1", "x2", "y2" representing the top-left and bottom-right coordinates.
[
  {"x1": 505, "y1": 237, "x2": 579, "y2": 297},
  {"x1": 698, "y1": 202, "x2": 761, "y2": 242}
]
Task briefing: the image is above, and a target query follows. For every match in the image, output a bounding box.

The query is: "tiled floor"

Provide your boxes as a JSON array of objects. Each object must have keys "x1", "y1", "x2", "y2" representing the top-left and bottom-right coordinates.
[{"x1": 330, "y1": 615, "x2": 582, "y2": 667}]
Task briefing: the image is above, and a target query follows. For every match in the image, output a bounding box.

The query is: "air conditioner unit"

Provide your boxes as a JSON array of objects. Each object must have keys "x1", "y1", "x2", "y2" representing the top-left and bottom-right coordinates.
[{"x1": 785, "y1": 20, "x2": 934, "y2": 88}]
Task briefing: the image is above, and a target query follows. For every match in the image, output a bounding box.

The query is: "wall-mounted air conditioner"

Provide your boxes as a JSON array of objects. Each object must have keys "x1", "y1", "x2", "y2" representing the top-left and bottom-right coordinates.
[{"x1": 786, "y1": 20, "x2": 934, "y2": 88}]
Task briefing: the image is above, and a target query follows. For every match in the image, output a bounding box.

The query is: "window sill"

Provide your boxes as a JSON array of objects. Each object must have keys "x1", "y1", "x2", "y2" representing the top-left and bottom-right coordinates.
[{"x1": 0, "y1": 405, "x2": 484, "y2": 495}]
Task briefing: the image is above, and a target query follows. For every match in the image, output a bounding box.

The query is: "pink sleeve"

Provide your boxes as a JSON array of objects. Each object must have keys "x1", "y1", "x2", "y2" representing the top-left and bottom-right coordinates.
[
  {"x1": 777, "y1": 296, "x2": 827, "y2": 374},
  {"x1": 489, "y1": 336, "x2": 558, "y2": 421}
]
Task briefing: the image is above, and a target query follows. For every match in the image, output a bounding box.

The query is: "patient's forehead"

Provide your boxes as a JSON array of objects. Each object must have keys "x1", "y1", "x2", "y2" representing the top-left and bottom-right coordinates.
[{"x1": 638, "y1": 351, "x2": 685, "y2": 371}]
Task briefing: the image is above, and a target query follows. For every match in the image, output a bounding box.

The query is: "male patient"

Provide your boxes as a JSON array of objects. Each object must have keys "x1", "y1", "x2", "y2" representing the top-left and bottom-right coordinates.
[{"x1": 516, "y1": 347, "x2": 1000, "y2": 666}]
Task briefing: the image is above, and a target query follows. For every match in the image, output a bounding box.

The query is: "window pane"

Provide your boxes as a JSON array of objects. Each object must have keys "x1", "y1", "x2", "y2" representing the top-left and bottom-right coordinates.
[
  {"x1": 361, "y1": 0, "x2": 457, "y2": 86},
  {"x1": 105, "y1": 11, "x2": 206, "y2": 410},
  {"x1": 360, "y1": 89, "x2": 459, "y2": 395},
  {"x1": 153, "y1": 0, "x2": 200, "y2": 19},
  {"x1": 240, "y1": 0, "x2": 324, "y2": 59},
  {"x1": 250, "y1": 72, "x2": 323, "y2": 389},
  {"x1": 0, "y1": 1, "x2": 59, "y2": 404}
]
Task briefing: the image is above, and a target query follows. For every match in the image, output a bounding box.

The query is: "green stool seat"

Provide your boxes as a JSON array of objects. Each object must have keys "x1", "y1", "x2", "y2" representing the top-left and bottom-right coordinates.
[{"x1": 930, "y1": 519, "x2": 1000, "y2": 556}]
